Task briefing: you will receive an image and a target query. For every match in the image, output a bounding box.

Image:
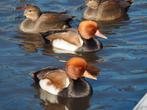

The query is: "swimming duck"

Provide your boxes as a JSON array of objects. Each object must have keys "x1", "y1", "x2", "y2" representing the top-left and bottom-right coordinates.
[
  {"x1": 32, "y1": 57, "x2": 99, "y2": 98},
  {"x1": 83, "y1": 0, "x2": 133, "y2": 21},
  {"x1": 19, "y1": 4, "x2": 73, "y2": 34},
  {"x1": 46, "y1": 20, "x2": 107, "y2": 53}
]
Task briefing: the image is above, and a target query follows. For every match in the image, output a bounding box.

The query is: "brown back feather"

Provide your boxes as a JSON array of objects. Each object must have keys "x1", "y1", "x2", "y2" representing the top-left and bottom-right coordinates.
[{"x1": 47, "y1": 29, "x2": 82, "y2": 46}]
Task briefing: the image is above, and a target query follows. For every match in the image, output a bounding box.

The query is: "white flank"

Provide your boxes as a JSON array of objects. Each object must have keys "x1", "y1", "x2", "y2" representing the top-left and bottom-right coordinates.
[
  {"x1": 52, "y1": 39, "x2": 78, "y2": 51},
  {"x1": 53, "y1": 48, "x2": 76, "y2": 54},
  {"x1": 52, "y1": 36, "x2": 83, "y2": 52},
  {"x1": 39, "y1": 79, "x2": 60, "y2": 95}
]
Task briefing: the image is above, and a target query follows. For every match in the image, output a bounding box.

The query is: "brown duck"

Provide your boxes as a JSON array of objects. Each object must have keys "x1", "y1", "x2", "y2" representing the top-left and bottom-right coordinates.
[
  {"x1": 46, "y1": 20, "x2": 107, "y2": 53},
  {"x1": 32, "y1": 57, "x2": 99, "y2": 98},
  {"x1": 19, "y1": 4, "x2": 73, "y2": 34},
  {"x1": 83, "y1": 0, "x2": 133, "y2": 21}
]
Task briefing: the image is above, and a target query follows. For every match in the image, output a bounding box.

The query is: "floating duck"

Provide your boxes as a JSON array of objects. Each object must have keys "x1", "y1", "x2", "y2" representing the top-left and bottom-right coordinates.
[
  {"x1": 19, "y1": 4, "x2": 73, "y2": 34},
  {"x1": 46, "y1": 20, "x2": 107, "y2": 53},
  {"x1": 32, "y1": 57, "x2": 99, "y2": 98},
  {"x1": 83, "y1": 0, "x2": 133, "y2": 21}
]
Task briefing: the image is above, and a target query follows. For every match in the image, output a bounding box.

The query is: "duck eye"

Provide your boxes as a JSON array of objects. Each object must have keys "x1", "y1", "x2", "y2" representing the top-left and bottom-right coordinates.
[{"x1": 28, "y1": 10, "x2": 32, "y2": 12}]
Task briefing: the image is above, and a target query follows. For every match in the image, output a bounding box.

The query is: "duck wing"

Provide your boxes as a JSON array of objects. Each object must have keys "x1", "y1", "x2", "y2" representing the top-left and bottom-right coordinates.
[
  {"x1": 98, "y1": 0, "x2": 133, "y2": 19},
  {"x1": 46, "y1": 29, "x2": 82, "y2": 47},
  {"x1": 39, "y1": 12, "x2": 73, "y2": 23},
  {"x1": 97, "y1": 0, "x2": 122, "y2": 20},
  {"x1": 31, "y1": 67, "x2": 59, "y2": 82},
  {"x1": 31, "y1": 67, "x2": 70, "y2": 94},
  {"x1": 34, "y1": 13, "x2": 73, "y2": 33}
]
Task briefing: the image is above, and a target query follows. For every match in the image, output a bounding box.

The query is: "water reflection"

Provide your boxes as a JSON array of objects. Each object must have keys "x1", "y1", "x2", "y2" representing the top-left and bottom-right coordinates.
[
  {"x1": 96, "y1": 15, "x2": 130, "y2": 35},
  {"x1": 34, "y1": 86, "x2": 91, "y2": 110},
  {"x1": 17, "y1": 33, "x2": 45, "y2": 53},
  {"x1": 79, "y1": 52, "x2": 103, "y2": 63}
]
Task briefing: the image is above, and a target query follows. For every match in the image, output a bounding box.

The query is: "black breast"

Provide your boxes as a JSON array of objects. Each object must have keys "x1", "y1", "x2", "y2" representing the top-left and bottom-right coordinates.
[
  {"x1": 76, "y1": 38, "x2": 103, "y2": 52},
  {"x1": 58, "y1": 79, "x2": 93, "y2": 98}
]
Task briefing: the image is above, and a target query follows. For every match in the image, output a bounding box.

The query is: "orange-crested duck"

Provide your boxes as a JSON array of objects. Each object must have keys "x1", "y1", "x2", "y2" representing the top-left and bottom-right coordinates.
[
  {"x1": 32, "y1": 57, "x2": 99, "y2": 98},
  {"x1": 83, "y1": 0, "x2": 133, "y2": 21},
  {"x1": 19, "y1": 4, "x2": 73, "y2": 34},
  {"x1": 46, "y1": 20, "x2": 107, "y2": 53}
]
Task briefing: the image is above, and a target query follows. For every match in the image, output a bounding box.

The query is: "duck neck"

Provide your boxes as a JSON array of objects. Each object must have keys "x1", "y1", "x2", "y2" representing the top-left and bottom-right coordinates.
[
  {"x1": 68, "y1": 78, "x2": 92, "y2": 98},
  {"x1": 83, "y1": 37, "x2": 97, "y2": 46},
  {"x1": 35, "y1": 15, "x2": 40, "y2": 21},
  {"x1": 59, "y1": 78, "x2": 92, "y2": 98},
  {"x1": 87, "y1": 7, "x2": 98, "y2": 13},
  {"x1": 31, "y1": 12, "x2": 41, "y2": 21},
  {"x1": 77, "y1": 31, "x2": 102, "y2": 52}
]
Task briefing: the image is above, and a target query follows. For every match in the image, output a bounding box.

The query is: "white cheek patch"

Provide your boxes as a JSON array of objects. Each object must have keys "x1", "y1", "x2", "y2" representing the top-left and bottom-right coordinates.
[{"x1": 39, "y1": 79, "x2": 60, "y2": 95}]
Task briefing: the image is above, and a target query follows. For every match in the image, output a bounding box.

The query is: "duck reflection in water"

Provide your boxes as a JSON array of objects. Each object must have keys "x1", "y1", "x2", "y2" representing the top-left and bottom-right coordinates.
[
  {"x1": 35, "y1": 87, "x2": 91, "y2": 110},
  {"x1": 17, "y1": 33, "x2": 46, "y2": 53}
]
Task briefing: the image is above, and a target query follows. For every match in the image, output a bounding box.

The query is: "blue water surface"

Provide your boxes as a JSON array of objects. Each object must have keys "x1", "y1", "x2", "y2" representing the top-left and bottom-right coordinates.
[{"x1": 0, "y1": 0, "x2": 147, "y2": 110}]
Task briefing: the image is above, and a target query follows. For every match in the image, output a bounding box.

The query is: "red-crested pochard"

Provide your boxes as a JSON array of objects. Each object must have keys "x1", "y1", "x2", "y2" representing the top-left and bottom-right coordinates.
[
  {"x1": 83, "y1": 0, "x2": 133, "y2": 21},
  {"x1": 19, "y1": 4, "x2": 73, "y2": 34},
  {"x1": 46, "y1": 20, "x2": 107, "y2": 53},
  {"x1": 32, "y1": 57, "x2": 99, "y2": 98}
]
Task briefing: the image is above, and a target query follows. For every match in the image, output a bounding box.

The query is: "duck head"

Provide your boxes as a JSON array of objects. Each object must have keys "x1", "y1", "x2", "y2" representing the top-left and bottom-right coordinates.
[
  {"x1": 66, "y1": 57, "x2": 98, "y2": 80},
  {"x1": 78, "y1": 20, "x2": 107, "y2": 40},
  {"x1": 22, "y1": 4, "x2": 41, "y2": 21}
]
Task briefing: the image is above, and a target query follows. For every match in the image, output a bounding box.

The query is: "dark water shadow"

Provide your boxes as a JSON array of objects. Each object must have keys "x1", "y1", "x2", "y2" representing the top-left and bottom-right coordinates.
[
  {"x1": 96, "y1": 14, "x2": 130, "y2": 34},
  {"x1": 33, "y1": 85, "x2": 91, "y2": 110},
  {"x1": 15, "y1": 33, "x2": 46, "y2": 53}
]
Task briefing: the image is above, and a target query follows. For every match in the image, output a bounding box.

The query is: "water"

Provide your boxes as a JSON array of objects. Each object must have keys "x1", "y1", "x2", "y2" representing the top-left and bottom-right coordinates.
[{"x1": 0, "y1": 0, "x2": 147, "y2": 110}]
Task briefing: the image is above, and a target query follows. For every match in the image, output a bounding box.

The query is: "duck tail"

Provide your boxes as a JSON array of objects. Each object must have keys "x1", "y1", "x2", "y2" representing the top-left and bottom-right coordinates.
[
  {"x1": 125, "y1": 0, "x2": 134, "y2": 12},
  {"x1": 125, "y1": 0, "x2": 134, "y2": 4},
  {"x1": 119, "y1": 0, "x2": 133, "y2": 12},
  {"x1": 30, "y1": 67, "x2": 58, "y2": 83},
  {"x1": 31, "y1": 71, "x2": 41, "y2": 83},
  {"x1": 30, "y1": 68, "x2": 48, "y2": 83},
  {"x1": 31, "y1": 73, "x2": 38, "y2": 83}
]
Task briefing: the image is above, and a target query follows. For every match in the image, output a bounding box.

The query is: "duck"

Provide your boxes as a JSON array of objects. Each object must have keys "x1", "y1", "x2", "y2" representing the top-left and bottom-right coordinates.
[
  {"x1": 19, "y1": 4, "x2": 73, "y2": 34},
  {"x1": 46, "y1": 20, "x2": 107, "y2": 53},
  {"x1": 31, "y1": 57, "x2": 99, "y2": 98},
  {"x1": 83, "y1": 0, "x2": 133, "y2": 21}
]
